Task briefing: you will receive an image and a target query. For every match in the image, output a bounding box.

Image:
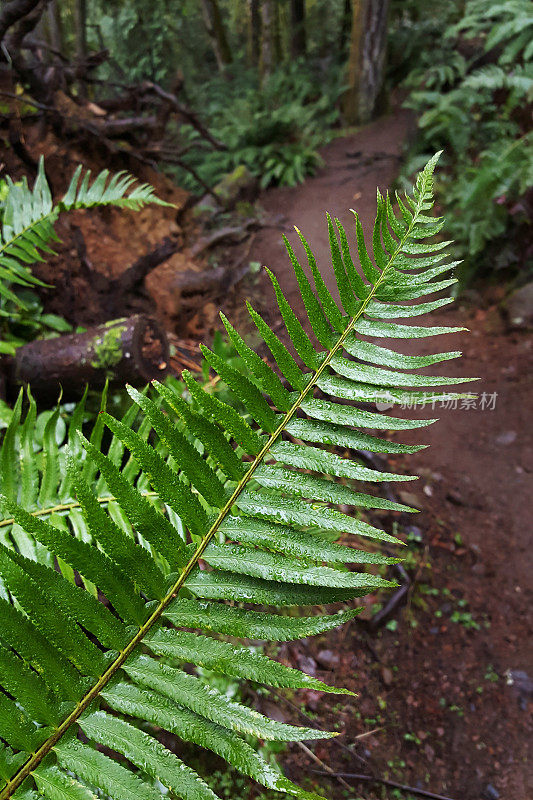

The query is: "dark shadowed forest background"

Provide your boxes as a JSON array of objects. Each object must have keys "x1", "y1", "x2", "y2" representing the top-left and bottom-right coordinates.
[{"x1": 0, "y1": 1, "x2": 531, "y2": 799}]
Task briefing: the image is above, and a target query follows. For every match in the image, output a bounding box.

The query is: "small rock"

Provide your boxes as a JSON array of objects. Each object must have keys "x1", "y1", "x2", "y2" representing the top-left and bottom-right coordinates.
[
  {"x1": 203, "y1": 302, "x2": 217, "y2": 326},
  {"x1": 381, "y1": 666, "x2": 393, "y2": 686},
  {"x1": 296, "y1": 654, "x2": 317, "y2": 676},
  {"x1": 260, "y1": 701, "x2": 287, "y2": 724},
  {"x1": 503, "y1": 281, "x2": 533, "y2": 330},
  {"x1": 481, "y1": 784, "x2": 500, "y2": 800},
  {"x1": 495, "y1": 430, "x2": 517, "y2": 446},
  {"x1": 398, "y1": 491, "x2": 423, "y2": 509},
  {"x1": 507, "y1": 669, "x2": 533, "y2": 697},
  {"x1": 418, "y1": 467, "x2": 442, "y2": 481},
  {"x1": 315, "y1": 649, "x2": 339, "y2": 670},
  {"x1": 303, "y1": 690, "x2": 322, "y2": 711}
]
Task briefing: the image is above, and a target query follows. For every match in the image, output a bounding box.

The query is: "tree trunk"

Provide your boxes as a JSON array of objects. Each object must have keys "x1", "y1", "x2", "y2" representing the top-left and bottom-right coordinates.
[
  {"x1": 290, "y1": 0, "x2": 306, "y2": 59},
  {"x1": 74, "y1": 0, "x2": 87, "y2": 97},
  {"x1": 260, "y1": 0, "x2": 276, "y2": 80},
  {"x1": 12, "y1": 315, "x2": 169, "y2": 402},
  {"x1": 200, "y1": 0, "x2": 233, "y2": 72},
  {"x1": 247, "y1": 0, "x2": 261, "y2": 66},
  {"x1": 46, "y1": 0, "x2": 62, "y2": 53},
  {"x1": 342, "y1": 0, "x2": 390, "y2": 125}
]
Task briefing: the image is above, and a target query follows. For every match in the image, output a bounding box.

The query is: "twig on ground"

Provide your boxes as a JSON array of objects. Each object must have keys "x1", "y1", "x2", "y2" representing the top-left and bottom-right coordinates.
[
  {"x1": 268, "y1": 687, "x2": 368, "y2": 766},
  {"x1": 153, "y1": 154, "x2": 220, "y2": 200},
  {"x1": 365, "y1": 582, "x2": 410, "y2": 633},
  {"x1": 297, "y1": 743, "x2": 352, "y2": 793},
  {"x1": 310, "y1": 770, "x2": 458, "y2": 800},
  {"x1": 353, "y1": 726, "x2": 383, "y2": 740}
]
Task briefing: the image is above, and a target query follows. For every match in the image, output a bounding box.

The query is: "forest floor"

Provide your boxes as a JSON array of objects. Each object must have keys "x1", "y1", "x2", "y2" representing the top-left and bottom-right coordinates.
[{"x1": 246, "y1": 109, "x2": 532, "y2": 800}]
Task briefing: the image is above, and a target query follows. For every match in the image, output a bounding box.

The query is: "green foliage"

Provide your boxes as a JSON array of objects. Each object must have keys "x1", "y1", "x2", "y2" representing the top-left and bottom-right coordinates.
[
  {"x1": 175, "y1": 62, "x2": 344, "y2": 191},
  {"x1": 89, "y1": 0, "x2": 186, "y2": 85},
  {"x1": 388, "y1": 0, "x2": 460, "y2": 86},
  {"x1": 399, "y1": 0, "x2": 533, "y2": 282},
  {"x1": 0, "y1": 156, "x2": 474, "y2": 800},
  {"x1": 0, "y1": 161, "x2": 167, "y2": 353},
  {"x1": 85, "y1": 0, "x2": 345, "y2": 191},
  {"x1": 453, "y1": 0, "x2": 533, "y2": 64},
  {"x1": 87, "y1": 0, "x2": 218, "y2": 87}
]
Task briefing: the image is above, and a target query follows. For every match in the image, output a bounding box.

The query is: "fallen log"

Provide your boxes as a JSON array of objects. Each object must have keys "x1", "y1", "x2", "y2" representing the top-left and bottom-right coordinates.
[{"x1": 12, "y1": 314, "x2": 169, "y2": 402}]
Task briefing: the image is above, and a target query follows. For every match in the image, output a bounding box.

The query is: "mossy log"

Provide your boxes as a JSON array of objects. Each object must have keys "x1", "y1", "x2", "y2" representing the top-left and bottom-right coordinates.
[{"x1": 13, "y1": 315, "x2": 169, "y2": 401}]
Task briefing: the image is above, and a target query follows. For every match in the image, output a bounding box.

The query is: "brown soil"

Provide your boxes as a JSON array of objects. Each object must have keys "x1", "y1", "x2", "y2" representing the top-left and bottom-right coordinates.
[
  {"x1": 2, "y1": 127, "x2": 249, "y2": 341},
  {"x1": 246, "y1": 109, "x2": 532, "y2": 800}
]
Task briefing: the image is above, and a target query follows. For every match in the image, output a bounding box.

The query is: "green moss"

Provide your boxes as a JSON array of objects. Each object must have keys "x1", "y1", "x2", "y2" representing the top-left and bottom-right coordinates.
[{"x1": 90, "y1": 323, "x2": 127, "y2": 370}]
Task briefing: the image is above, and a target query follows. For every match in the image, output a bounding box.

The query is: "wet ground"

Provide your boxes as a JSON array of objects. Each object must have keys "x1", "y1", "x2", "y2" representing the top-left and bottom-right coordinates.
[{"x1": 247, "y1": 108, "x2": 532, "y2": 800}]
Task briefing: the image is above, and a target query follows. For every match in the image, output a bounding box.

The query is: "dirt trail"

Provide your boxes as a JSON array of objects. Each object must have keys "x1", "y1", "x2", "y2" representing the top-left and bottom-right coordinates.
[
  {"x1": 249, "y1": 109, "x2": 532, "y2": 800},
  {"x1": 250, "y1": 108, "x2": 413, "y2": 314}
]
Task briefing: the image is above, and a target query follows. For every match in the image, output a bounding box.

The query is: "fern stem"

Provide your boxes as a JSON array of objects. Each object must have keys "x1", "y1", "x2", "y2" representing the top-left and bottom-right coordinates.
[
  {"x1": 0, "y1": 493, "x2": 159, "y2": 529},
  {"x1": 1, "y1": 200, "x2": 419, "y2": 799}
]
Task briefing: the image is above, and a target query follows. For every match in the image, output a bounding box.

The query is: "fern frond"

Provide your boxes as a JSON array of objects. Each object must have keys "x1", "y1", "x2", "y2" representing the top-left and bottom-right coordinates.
[
  {"x1": 462, "y1": 64, "x2": 533, "y2": 96},
  {"x1": 0, "y1": 159, "x2": 168, "y2": 308},
  {"x1": 0, "y1": 154, "x2": 476, "y2": 800},
  {"x1": 454, "y1": 0, "x2": 533, "y2": 63}
]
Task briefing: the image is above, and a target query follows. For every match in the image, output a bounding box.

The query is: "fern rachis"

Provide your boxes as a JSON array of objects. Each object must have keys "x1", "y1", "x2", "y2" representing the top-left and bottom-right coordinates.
[{"x1": 0, "y1": 153, "x2": 475, "y2": 800}]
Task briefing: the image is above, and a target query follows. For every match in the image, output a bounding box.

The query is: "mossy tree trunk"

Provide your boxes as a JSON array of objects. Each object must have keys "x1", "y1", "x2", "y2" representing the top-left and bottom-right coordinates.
[
  {"x1": 342, "y1": 0, "x2": 390, "y2": 125},
  {"x1": 247, "y1": 0, "x2": 261, "y2": 66},
  {"x1": 200, "y1": 0, "x2": 233, "y2": 72},
  {"x1": 260, "y1": 0, "x2": 281, "y2": 81}
]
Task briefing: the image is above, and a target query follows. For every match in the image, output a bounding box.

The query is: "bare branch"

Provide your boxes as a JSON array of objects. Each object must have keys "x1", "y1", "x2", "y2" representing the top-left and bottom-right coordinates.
[
  {"x1": 0, "y1": 0, "x2": 41, "y2": 42},
  {"x1": 140, "y1": 80, "x2": 227, "y2": 151}
]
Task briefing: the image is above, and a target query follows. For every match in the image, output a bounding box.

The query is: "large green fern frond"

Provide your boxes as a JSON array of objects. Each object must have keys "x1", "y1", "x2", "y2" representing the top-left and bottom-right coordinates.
[
  {"x1": 0, "y1": 159, "x2": 168, "y2": 307},
  {"x1": 0, "y1": 154, "x2": 476, "y2": 800}
]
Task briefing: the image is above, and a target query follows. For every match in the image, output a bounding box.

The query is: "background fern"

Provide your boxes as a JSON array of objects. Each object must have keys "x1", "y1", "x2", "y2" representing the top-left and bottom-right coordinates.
[
  {"x1": 399, "y1": 0, "x2": 532, "y2": 282},
  {"x1": 0, "y1": 154, "x2": 475, "y2": 800},
  {"x1": 0, "y1": 161, "x2": 167, "y2": 354}
]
